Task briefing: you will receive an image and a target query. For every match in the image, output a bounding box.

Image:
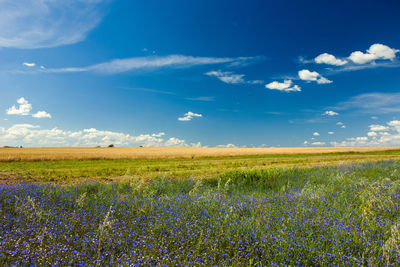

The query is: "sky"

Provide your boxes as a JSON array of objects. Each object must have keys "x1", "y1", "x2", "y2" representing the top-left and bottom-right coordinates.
[{"x1": 1, "y1": 0, "x2": 400, "y2": 148}]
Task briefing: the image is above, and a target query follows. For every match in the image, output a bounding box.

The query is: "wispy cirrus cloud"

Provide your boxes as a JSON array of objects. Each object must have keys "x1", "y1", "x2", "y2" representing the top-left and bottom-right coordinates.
[
  {"x1": 335, "y1": 92, "x2": 400, "y2": 114},
  {"x1": 185, "y1": 96, "x2": 215, "y2": 102},
  {"x1": 44, "y1": 55, "x2": 258, "y2": 74},
  {"x1": 205, "y1": 70, "x2": 263, "y2": 85},
  {"x1": 0, "y1": 0, "x2": 109, "y2": 49}
]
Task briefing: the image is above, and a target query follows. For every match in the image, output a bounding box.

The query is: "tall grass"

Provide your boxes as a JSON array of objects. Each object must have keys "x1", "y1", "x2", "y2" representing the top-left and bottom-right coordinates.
[{"x1": 1, "y1": 161, "x2": 400, "y2": 265}]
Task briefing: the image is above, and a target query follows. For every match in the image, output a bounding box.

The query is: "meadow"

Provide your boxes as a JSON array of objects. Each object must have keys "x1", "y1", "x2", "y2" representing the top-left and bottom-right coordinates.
[{"x1": 1, "y1": 148, "x2": 400, "y2": 265}]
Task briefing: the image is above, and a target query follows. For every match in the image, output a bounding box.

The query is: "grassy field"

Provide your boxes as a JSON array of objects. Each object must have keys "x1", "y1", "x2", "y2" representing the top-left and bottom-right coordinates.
[
  {"x1": 1, "y1": 148, "x2": 400, "y2": 184},
  {"x1": 1, "y1": 148, "x2": 400, "y2": 265},
  {"x1": 1, "y1": 147, "x2": 400, "y2": 161}
]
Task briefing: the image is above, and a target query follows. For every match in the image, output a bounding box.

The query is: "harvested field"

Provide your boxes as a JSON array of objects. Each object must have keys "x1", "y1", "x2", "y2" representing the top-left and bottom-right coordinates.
[{"x1": 1, "y1": 147, "x2": 400, "y2": 161}]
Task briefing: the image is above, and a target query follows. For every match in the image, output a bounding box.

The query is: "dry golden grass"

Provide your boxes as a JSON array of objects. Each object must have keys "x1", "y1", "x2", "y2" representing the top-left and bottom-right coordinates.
[{"x1": 1, "y1": 147, "x2": 399, "y2": 161}]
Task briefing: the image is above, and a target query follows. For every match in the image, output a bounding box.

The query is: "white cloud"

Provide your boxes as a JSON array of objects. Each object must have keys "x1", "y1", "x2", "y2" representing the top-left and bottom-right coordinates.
[
  {"x1": 324, "y1": 110, "x2": 339, "y2": 116},
  {"x1": 298, "y1": 69, "x2": 332, "y2": 84},
  {"x1": 46, "y1": 55, "x2": 256, "y2": 74},
  {"x1": 348, "y1": 51, "x2": 376, "y2": 65},
  {"x1": 335, "y1": 92, "x2": 400, "y2": 114},
  {"x1": 205, "y1": 70, "x2": 244, "y2": 84},
  {"x1": 331, "y1": 119, "x2": 400, "y2": 147},
  {"x1": 388, "y1": 120, "x2": 400, "y2": 127},
  {"x1": 341, "y1": 125, "x2": 346, "y2": 129},
  {"x1": 368, "y1": 44, "x2": 399, "y2": 60},
  {"x1": 328, "y1": 132, "x2": 334, "y2": 135},
  {"x1": 265, "y1": 80, "x2": 301, "y2": 92},
  {"x1": 298, "y1": 69, "x2": 319, "y2": 81},
  {"x1": 6, "y1": 98, "x2": 32, "y2": 116},
  {"x1": 22, "y1": 62, "x2": 36, "y2": 67},
  {"x1": 348, "y1": 44, "x2": 399, "y2": 64},
  {"x1": 178, "y1": 111, "x2": 203, "y2": 121},
  {"x1": 314, "y1": 53, "x2": 348, "y2": 66},
  {"x1": 0, "y1": 0, "x2": 108, "y2": 49},
  {"x1": 369, "y1": 124, "x2": 389, "y2": 131},
  {"x1": 317, "y1": 77, "x2": 333, "y2": 84},
  {"x1": 216, "y1": 144, "x2": 237, "y2": 148},
  {"x1": 303, "y1": 141, "x2": 309, "y2": 145},
  {"x1": 313, "y1": 132, "x2": 320, "y2": 136},
  {"x1": 311, "y1": 142, "x2": 325, "y2": 146},
  {"x1": 164, "y1": 137, "x2": 188, "y2": 147},
  {"x1": 151, "y1": 132, "x2": 165, "y2": 137},
  {"x1": 371, "y1": 116, "x2": 379, "y2": 120},
  {"x1": 32, "y1": 111, "x2": 51, "y2": 119},
  {"x1": 0, "y1": 124, "x2": 200, "y2": 147},
  {"x1": 6, "y1": 97, "x2": 51, "y2": 119},
  {"x1": 336, "y1": 122, "x2": 344, "y2": 125},
  {"x1": 205, "y1": 70, "x2": 263, "y2": 85}
]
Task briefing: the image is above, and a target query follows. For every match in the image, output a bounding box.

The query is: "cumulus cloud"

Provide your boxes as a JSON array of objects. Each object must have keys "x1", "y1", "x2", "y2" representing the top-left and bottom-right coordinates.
[
  {"x1": 6, "y1": 97, "x2": 32, "y2": 116},
  {"x1": 388, "y1": 120, "x2": 400, "y2": 127},
  {"x1": 313, "y1": 132, "x2": 320, "y2": 136},
  {"x1": 265, "y1": 80, "x2": 301, "y2": 92},
  {"x1": 328, "y1": 132, "x2": 334, "y2": 135},
  {"x1": 348, "y1": 43, "x2": 399, "y2": 64},
  {"x1": 205, "y1": 70, "x2": 263, "y2": 84},
  {"x1": 324, "y1": 110, "x2": 339, "y2": 116},
  {"x1": 178, "y1": 111, "x2": 203, "y2": 121},
  {"x1": 216, "y1": 144, "x2": 238, "y2": 148},
  {"x1": 314, "y1": 53, "x2": 348, "y2": 66},
  {"x1": 311, "y1": 142, "x2": 325, "y2": 146},
  {"x1": 331, "y1": 120, "x2": 400, "y2": 147},
  {"x1": 151, "y1": 132, "x2": 165, "y2": 137},
  {"x1": 32, "y1": 111, "x2": 52, "y2": 119},
  {"x1": 369, "y1": 124, "x2": 389, "y2": 132},
  {"x1": 22, "y1": 62, "x2": 36, "y2": 67},
  {"x1": 45, "y1": 55, "x2": 257, "y2": 74},
  {"x1": 336, "y1": 122, "x2": 346, "y2": 128},
  {"x1": 0, "y1": 0, "x2": 109, "y2": 49},
  {"x1": 298, "y1": 69, "x2": 332, "y2": 84},
  {"x1": 6, "y1": 97, "x2": 51, "y2": 119},
  {"x1": 0, "y1": 124, "x2": 200, "y2": 147}
]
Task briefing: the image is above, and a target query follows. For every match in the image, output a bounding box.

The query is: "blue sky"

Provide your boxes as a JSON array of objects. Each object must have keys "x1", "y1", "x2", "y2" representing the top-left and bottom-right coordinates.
[{"x1": 1, "y1": 0, "x2": 400, "y2": 147}]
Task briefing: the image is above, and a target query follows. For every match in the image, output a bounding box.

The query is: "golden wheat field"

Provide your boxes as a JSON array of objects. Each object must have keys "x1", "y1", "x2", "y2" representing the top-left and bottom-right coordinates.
[{"x1": 1, "y1": 146, "x2": 400, "y2": 161}]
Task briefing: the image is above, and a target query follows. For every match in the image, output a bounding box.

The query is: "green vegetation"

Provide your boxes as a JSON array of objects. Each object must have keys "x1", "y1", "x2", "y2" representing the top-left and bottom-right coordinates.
[
  {"x1": 1, "y1": 161, "x2": 400, "y2": 265},
  {"x1": 1, "y1": 149, "x2": 400, "y2": 184}
]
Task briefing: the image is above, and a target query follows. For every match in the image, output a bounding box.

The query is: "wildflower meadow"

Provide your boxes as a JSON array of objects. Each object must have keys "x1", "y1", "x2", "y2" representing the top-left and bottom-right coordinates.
[{"x1": 1, "y1": 160, "x2": 400, "y2": 265}]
